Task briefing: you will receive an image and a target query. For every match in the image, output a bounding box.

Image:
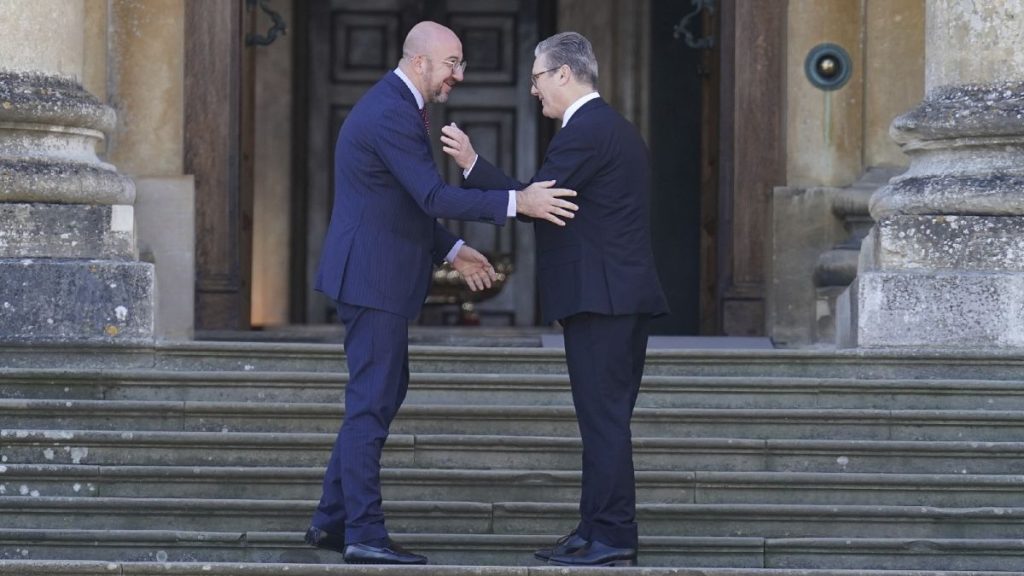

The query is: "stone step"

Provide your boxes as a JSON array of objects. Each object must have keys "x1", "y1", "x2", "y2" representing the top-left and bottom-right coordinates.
[
  {"x1": 4, "y1": 531, "x2": 1024, "y2": 571},
  {"x1": 4, "y1": 464, "x2": 1024, "y2": 508},
  {"x1": 9, "y1": 341, "x2": 1024, "y2": 381},
  {"x1": 6, "y1": 399, "x2": 1024, "y2": 441},
  {"x1": 6, "y1": 369, "x2": 1024, "y2": 411},
  {"x1": 0, "y1": 465, "x2": 672, "y2": 503},
  {"x1": 0, "y1": 530, "x2": 762, "y2": 568},
  {"x1": 1, "y1": 559, "x2": 1017, "y2": 576},
  {"x1": 122, "y1": 343, "x2": 1024, "y2": 380},
  {"x1": 493, "y1": 502, "x2": 1024, "y2": 540},
  {"x1": 768, "y1": 538, "x2": 1024, "y2": 571},
  {"x1": 4, "y1": 497, "x2": 1024, "y2": 539},
  {"x1": 6, "y1": 430, "x2": 1024, "y2": 474}
]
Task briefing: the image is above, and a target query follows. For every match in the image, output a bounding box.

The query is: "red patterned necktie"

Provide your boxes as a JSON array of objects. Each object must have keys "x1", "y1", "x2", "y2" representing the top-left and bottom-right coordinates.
[{"x1": 419, "y1": 107, "x2": 430, "y2": 135}]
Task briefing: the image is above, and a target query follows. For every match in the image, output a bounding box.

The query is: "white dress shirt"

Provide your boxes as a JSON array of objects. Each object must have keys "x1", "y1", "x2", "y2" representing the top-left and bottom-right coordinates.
[{"x1": 562, "y1": 91, "x2": 600, "y2": 127}]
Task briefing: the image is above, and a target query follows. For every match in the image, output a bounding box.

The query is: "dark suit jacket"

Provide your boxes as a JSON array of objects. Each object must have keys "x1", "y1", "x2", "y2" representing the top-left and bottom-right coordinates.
[
  {"x1": 316, "y1": 72, "x2": 510, "y2": 319},
  {"x1": 466, "y1": 97, "x2": 669, "y2": 324}
]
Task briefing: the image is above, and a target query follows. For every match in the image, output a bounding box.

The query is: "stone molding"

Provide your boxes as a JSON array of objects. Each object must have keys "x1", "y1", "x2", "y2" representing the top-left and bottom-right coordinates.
[
  {"x1": 0, "y1": 71, "x2": 134, "y2": 205},
  {"x1": 0, "y1": 72, "x2": 114, "y2": 132},
  {"x1": 896, "y1": 81, "x2": 1024, "y2": 141},
  {"x1": 872, "y1": 81, "x2": 1024, "y2": 219}
]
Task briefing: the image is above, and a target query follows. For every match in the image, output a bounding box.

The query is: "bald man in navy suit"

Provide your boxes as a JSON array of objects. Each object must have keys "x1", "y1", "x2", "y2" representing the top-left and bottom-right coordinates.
[
  {"x1": 443, "y1": 31, "x2": 669, "y2": 567},
  {"x1": 306, "y1": 21, "x2": 579, "y2": 565}
]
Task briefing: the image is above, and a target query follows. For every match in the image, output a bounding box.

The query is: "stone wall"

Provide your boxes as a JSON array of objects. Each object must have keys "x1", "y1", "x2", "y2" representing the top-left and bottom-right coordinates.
[{"x1": 769, "y1": 0, "x2": 924, "y2": 347}]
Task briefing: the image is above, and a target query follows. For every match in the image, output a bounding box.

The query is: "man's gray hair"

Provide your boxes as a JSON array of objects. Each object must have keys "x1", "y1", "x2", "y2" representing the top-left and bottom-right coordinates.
[{"x1": 534, "y1": 31, "x2": 598, "y2": 87}]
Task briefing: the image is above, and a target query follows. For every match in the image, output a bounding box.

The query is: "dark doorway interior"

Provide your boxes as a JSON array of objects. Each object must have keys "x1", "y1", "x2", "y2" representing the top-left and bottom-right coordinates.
[{"x1": 648, "y1": 0, "x2": 706, "y2": 335}]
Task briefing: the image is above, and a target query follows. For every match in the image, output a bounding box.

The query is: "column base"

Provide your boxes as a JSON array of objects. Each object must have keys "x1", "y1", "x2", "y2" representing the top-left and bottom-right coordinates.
[
  {"x1": 0, "y1": 259, "x2": 155, "y2": 344},
  {"x1": 0, "y1": 203, "x2": 136, "y2": 260},
  {"x1": 838, "y1": 270, "x2": 1024, "y2": 349}
]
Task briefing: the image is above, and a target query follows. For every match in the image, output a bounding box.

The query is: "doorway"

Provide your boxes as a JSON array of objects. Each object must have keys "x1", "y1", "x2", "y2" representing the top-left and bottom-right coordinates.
[
  {"x1": 648, "y1": 0, "x2": 716, "y2": 335},
  {"x1": 294, "y1": 0, "x2": 544, "y2": 326},
  {"x1": 200, "y1": 0, "x2": 735, "y2": 335}
]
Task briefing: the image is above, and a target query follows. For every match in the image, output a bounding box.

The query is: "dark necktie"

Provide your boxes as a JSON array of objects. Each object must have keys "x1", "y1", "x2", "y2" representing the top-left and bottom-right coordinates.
[{"x1": 419, "y1": 106, "x2": 430, "y2": 135}]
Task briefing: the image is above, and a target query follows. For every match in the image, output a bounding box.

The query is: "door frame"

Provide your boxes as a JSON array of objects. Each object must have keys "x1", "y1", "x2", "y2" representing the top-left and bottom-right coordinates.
[{"x1": 715, "y1": 0, "x2": 786, "y2": 336}]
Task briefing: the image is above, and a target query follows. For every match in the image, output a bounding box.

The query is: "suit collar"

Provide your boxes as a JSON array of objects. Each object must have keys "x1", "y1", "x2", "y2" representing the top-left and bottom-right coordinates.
[
  {"x1": 562, "y1": 93, "x2": 604, "y2": 127},
  {"x1": 384, "y1": 71, "x2": 420, "y2": 109},
  {"x1": 392, "y1": 68, "x2": 425, "y2": 109}
]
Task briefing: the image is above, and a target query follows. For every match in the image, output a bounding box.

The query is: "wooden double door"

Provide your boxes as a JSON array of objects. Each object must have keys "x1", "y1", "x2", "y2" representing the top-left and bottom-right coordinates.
[{"x1": 190, "y1": 0, "x2": 782, "y2": 336}]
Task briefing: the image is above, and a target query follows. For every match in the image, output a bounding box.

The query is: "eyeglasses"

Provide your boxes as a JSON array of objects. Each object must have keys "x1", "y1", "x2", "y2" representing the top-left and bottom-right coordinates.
[
  {"x1": 405, "y1": 53, "x2": 468, "y2": 75},
  {"x1": 440, "y1": 58, "x2": 468, "y2": 75},
  {"x1": 531, "y1": 66, "x2": 561, "y2": 87}
]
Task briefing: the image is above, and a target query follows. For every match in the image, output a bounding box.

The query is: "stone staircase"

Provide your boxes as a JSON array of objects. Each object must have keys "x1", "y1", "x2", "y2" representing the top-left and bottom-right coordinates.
[{"x1": 2, "y1": 341, "x2": 1024, "y2": 575}]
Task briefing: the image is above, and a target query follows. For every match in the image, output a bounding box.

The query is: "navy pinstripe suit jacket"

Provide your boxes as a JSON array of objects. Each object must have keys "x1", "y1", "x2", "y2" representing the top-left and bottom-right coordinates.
[
  {"x1": 466, "y1": 97, "x2": 669, "y2": 325},
  {"x1": 316, "y1": 72, "x2": 510, "y2": 319}
]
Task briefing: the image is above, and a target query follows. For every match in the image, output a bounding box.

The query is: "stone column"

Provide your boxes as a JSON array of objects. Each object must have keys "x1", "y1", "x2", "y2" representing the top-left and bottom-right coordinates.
[
  {"x1": 839, "y1": 0, "x2": 1024, "y2": 348},
  {"x1": 0, "y1": 0, "x2": 154, "y2": 343}
]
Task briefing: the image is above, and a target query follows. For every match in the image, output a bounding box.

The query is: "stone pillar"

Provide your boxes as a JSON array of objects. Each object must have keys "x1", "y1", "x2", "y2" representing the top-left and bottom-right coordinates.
[
  {"x1": 839, "y1": 0, "x2": 1024, "y2": 348},
  {"x1": 0, "y1": 0, "x2": 154, "y2": 343}
]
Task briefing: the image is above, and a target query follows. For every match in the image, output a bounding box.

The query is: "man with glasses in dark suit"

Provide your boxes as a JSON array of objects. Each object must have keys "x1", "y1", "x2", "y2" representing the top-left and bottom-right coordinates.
[{"x1": 442, "y1": 31, "x2": 669, "y2": 567}]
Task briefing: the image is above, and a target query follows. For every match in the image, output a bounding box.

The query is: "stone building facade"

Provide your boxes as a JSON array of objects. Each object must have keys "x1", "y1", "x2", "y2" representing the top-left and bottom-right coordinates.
[{"x1": 1, "y1": 0, "x2": 1020, "y2": 350}]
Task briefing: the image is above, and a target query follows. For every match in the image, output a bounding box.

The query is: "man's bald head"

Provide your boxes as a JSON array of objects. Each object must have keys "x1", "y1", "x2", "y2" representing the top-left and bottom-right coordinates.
[{"x1": 403, "y1": 21, "x2": 461, "y2": 60}]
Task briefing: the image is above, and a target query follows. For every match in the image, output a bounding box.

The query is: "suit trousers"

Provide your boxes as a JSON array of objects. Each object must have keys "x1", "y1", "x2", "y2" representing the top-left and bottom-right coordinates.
[
  {"x1": 562, "y1": 311, "x2": 651, "y2": 549},
  {"x1": 312, "y1": 302, "x2": 410, "y2": 545}
]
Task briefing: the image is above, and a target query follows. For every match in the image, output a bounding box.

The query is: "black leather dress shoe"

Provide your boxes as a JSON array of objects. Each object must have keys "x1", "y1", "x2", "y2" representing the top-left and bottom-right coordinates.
[
  {"x1": 304, "y1": 526, "x2": 345, "y2": 554},
  {"x1": 548, "y1": 539, "x2": 637, "y2": 567},
  {"x1": 343, "y1": 541, "x2": 428, "y2": 565},
  {"x1": 534, "y1": 530, "x2": 588, "y2": 561}
]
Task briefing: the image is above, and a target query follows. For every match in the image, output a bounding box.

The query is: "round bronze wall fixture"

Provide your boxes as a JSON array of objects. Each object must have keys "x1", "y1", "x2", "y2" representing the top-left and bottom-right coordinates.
[{"x1": 804, "y1": 43, "x2": 852, "y2": 91}]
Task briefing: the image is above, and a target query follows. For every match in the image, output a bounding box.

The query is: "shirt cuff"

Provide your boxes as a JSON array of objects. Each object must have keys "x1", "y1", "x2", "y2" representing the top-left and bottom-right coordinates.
[
  {"x1": 445, "y1": 239, "x2": 465, "y2": 264},
  {"x1": 462, "y1": 154, "x2": 479, "y2": 179},
  {"x1": 507, "y1": 190, "x2": 517, "y2": 217}
]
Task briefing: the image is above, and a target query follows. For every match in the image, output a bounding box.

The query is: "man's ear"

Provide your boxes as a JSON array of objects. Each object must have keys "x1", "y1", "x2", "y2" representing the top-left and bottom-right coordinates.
[{"x1": 558, "y1": 65, "x2": 571, "y2": 85}]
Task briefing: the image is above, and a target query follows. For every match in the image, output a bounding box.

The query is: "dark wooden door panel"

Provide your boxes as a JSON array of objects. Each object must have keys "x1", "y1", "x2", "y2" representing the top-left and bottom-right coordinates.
[
  {"x1": 186, "y1": 0, "x2": 251, "y2": 330},
  {"x1": 716, "y1": 0, "x2": 785, "y2": 336},
  {"x1": 304, "y1": 0, "x2": 539, "y2": 325}
]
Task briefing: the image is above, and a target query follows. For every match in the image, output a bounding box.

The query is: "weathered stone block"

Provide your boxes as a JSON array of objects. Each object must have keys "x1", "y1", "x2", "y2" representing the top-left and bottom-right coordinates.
[
  {"x1": 844, "y1": 270, "x2": 1024, "y2": 348},
  {"x1": 769, "y1": 186, "x2": 846, "y2": 347},
  {"x1": 876, "y1": 215, "x2": 1024, "y2": 272},
  {"x1": 0, "y1": 259, "x2": 154, "y2": 343},
  {"x1": 0, "y1": 203, "x2": 135, "y2": 259}
]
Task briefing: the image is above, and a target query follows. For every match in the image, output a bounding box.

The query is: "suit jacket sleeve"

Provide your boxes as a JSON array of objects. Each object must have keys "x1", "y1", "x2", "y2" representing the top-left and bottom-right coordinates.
[
  {"x1": 431, "y1": 220, "x2": 459, "y2": 265},
  {"x1": 469, "y1": 126, "x2": 601, "y2": 192},
  {"x1": 375, "y1": 107, "x2": 509, "y2": 225},
  {"x1": 465, "y1": 155, "x2": 524, "y2": 190},
  {"x1": 464, "y1": 157, "x2": 536, "y2": 224},
  {"x1": 466, "y1": 125, "x2": 600, "y2": 223}
]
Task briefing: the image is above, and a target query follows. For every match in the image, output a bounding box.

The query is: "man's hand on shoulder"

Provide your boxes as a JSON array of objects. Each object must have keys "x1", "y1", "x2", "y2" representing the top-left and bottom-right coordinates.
[{"x1": 516, "y1": 180, "x2": 578, "y2": 226}]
